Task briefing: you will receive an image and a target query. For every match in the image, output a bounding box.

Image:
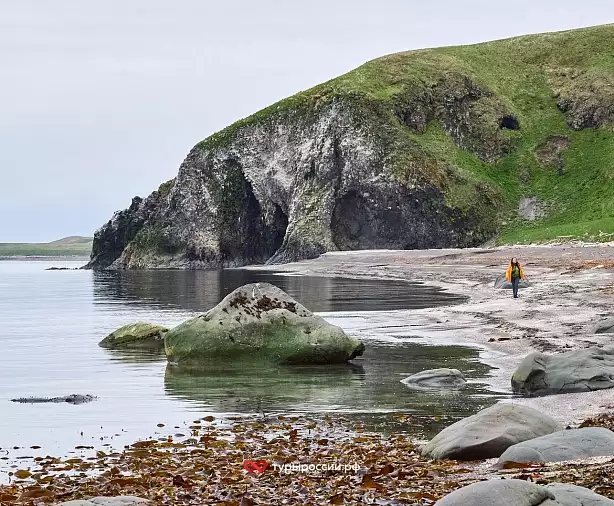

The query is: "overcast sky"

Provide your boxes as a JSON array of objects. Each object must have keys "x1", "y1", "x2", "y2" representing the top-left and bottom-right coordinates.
[{"x1": 1, "y1": 1, "x2": 613, "y2": 242}]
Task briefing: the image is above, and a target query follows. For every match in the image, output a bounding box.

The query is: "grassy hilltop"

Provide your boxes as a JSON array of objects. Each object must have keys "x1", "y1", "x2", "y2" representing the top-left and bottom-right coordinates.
[
  {"x1": 0, "y1": 236, "x2": 93, "y2": 257},
  {"x1": 199, "y1": 24, "x2": 614, "y2": 244}
]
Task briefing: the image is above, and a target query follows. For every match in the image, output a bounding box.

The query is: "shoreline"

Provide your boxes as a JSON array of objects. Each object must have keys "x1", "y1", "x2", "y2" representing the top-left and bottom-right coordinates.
[{"x1": 248, "y1": 243, "x2": 614, "y2": 426}]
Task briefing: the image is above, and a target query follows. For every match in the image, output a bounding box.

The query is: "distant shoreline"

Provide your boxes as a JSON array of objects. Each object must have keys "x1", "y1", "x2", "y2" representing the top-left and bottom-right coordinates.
[{"x1": 0, "y1": 236, "x2": 92, "y2": 258}]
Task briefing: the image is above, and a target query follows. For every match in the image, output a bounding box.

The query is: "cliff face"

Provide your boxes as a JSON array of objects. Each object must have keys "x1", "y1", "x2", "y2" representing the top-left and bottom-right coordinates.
[{"x1": 87, "y1": 25, "x2": 614, "y2": 269}]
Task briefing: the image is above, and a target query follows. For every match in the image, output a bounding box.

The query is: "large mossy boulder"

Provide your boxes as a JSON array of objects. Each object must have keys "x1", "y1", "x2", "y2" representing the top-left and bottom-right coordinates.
[
  {"x1": 511, "y1": 346, "x2": 614, "y2": 396},
  {"x1": 164, "y1": 283, "x2": 365, "y2": 366},
  {"x1": 498, "y1": 427, "x2": 614, "y2": 465},
  {"x1": 421, "y1": 403, "x2": 561, "y2": 460},
  {"x1": 99, "y1": 322, "x2": 169, "y2": 349},
  {"x1": 434, "y1": 479, "x2": 614, "y2": 505},
  {"x1": 594, "y1": 317, "x2": 614, "y2": 334},
  {"x1": 401, "y1": 368, "x2": 467, "y2": 390}
]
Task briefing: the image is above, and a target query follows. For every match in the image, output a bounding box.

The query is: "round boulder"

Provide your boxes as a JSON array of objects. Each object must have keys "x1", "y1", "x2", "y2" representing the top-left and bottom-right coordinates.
[
  {"x1": 546, "y1": 483, "x2": 614, "y2": 505},
  {"x1": 494, "y1": 274, "x2": 530, "y2": 290},
  {"x1": 99, "y1": 322, "x2": 169, "y2": 349},
  {"x1": 421, "y1": 403, "x2": 562, "y2": 460},
  {"x1": 164, "y1": 283, "x2": 365, "y2": 366},
  {"x1": 498, "y1": 427, "x2": 614, "y2": 465},
  {"x1": 434, "y1": 479, "x2": 554, "y2": 506},
  {"x1": 401, "y1": 368, "x2": 467, "y2": 390},
  {"x1": 594, "y1": 317, "x2": 614, "y2": 334},
  {"x1": 512, "y1": 346, "x2": 614, "y2": 396}
]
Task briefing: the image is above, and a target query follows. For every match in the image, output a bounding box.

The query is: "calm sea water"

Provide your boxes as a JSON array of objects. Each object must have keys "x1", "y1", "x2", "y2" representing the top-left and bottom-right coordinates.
[{"x1": 0, "y1": 259, "x2": 503, "y2": 476}]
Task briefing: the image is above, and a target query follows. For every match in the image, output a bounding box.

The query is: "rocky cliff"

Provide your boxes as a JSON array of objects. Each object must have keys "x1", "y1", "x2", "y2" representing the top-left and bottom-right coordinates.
[{"x1": 87, "y1": 24, "x2": 614, "y2": 269}]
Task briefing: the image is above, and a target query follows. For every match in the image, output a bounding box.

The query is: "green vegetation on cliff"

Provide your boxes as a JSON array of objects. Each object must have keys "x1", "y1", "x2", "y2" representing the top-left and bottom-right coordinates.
[{"x1": 199, "y1": 24, "x2": 614, "y2": 244}]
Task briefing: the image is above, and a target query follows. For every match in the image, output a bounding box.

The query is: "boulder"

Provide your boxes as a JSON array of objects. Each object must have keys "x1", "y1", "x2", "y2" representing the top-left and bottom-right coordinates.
[
  {"x1": 100, "y1": 322, "x2": 169, "y2": 349},
  {"x1": 434, "y1": 480, "x2": 614, "y2": 505},
  {"x1": 164, "y1": 283, "x2": 365, "y2": 366},
  {"x1": 434, "y1": 479, "x2": 554, "y2": 505},
  {"x1": 59, "y1": 497, "x2": 149, "y2": 506},
  {"x1": 401, "y1": 368, "x2": 467, "y2": 390},
  {"x1": 494, "y1": 274, "x2": 530, "y2": 290},
  {"x1": 594, "y1": 317, "x2": 614, "y2": 334},
  {"x1": 511, "y1": 346, "x2": 614, "y2": 396},
  {"x1": 421, "y1": 403, "x2": 561, "y2": 460},
  {"x1": 498, "y1": 427, "x2": 614, "y2": 465},
  {"x1": 545, "y1": 483, "x2": 614, "y2": 505}
]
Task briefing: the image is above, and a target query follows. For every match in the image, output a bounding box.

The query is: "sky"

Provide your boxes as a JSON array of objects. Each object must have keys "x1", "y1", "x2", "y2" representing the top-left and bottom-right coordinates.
[{"x1": 1, "y1": 1, "x2": 613, "y2": 242}]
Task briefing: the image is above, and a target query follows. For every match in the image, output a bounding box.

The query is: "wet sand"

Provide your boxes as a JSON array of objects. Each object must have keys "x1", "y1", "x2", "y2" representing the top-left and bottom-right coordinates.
[{"x1": 250, "y1": 242, "x2": 614, "y2": 426}]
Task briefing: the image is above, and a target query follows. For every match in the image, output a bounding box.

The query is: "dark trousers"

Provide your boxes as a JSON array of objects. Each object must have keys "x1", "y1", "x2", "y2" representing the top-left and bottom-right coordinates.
[{"x1": 512, "y1": 276, "x2": 520, "y2": 298}]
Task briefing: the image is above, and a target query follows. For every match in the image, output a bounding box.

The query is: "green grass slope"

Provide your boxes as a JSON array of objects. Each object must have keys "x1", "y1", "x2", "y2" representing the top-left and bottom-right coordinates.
[
  {"x1": 0, "y1": 236, "x2": 92, "y2": 257},
  {"x1": 199, "y1": 24, "x2": 614, "y2": 244}
]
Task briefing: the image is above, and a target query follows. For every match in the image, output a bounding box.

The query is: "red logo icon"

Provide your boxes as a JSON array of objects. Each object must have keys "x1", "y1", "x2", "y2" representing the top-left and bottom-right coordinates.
[{"x1": 243, "y1": 459, "x2": 269, "y2": 473}]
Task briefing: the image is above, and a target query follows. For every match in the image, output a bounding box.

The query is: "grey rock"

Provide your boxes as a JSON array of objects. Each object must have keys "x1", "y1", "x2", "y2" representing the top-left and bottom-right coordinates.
[
  {"x1": 434, "y1": 479, "x2": 554, "y2": 506},
  {"x1": 545, "y1": 483, "x2": 614, "y2": 505},
  {"x1": 421, "y1": 403, "x2": 561, "y2": 460},
  {"x1": 401, "y1": 368, "x2": 467, "y2": 390},
  {"x1": 594, "y1": 317, "x2": 614, "y2": 334},
  {"x1": 499, "y1": 427, "x2": 614, "y2": 464},
  {"x1": 11, "y1": 394, "x2": 96, "y2": 405},
  {"x1": 164, "y1": 282, "x2": 365, "y2": 366},
  {"x1": 59, "y1": 496, "x2": 149, "y2": 506},
  {"x1": 494, "y1": 274, "x2": 530, "y2": 289},
  {"x1": 511, "y1": 346, "x2": 614, "y2": 396}
]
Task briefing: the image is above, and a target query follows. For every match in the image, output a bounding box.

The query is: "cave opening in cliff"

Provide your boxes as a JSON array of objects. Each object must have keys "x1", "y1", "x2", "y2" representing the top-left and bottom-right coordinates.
[
  {"x1": 268, "y1": 203, "x2": 288, "y2": 254},
  {"x1": 499, "y1": 115, "x2": 520, "y2": 130},
  {"x1": 331, "y1": 190, "x2": 371, "y2": 250}
]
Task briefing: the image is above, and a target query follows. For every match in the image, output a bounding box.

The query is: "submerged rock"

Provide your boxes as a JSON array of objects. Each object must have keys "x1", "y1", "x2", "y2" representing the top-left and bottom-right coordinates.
[
  {"x1": 498, "y1": 427, "x2": 614, "y2": 465},
  {"x1": 511, "y1": 346, "x2": 614, "y2": 396},
  {"x1": 594, "y1": 317, "x2": 614, "y2": 334},
  {"x1": 11, "y1": 394, "x2": 96, "y2": 405},
  {"x1": 421, "y1": 403, "x2": 561, "y2": 460},
  {"x1": 494, "y1": 274, "x2": 530, "y2": 289},
  {"x1": 164, "y1": 283, "x2": 365, "y2": 366},
  {"x1": 400, "y1": 368, "x2": 466, "y2": 390},
  {"x1": 99, "y1": 322, "x2": 169, "y2": 349}
]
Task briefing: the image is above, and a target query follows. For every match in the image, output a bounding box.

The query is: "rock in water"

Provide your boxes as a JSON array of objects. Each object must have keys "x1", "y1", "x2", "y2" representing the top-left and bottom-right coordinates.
[
  {"x1": 594, "y1": 317, "x2": 614, "y2": 334},
  {"x1": 11, "y1": 394, "x2": 96, "y2": 404},
  {"x1": 421, "y1": 403, "x2": 561, "y2": 460},
  {"x1": 164, "y1": 283, "x2": 365, "y2": 366},
  {"x1": 434, "y1": 479, "x2": 554, "y2": 505},
  {"x1": 493, "y1": 274, "x2": 530, "y2": 290},
  {"x1": 498, "y1": 427, "x2": 614, "y2": 465},
  {"x1": 512, "y1": 346, "x2": 614, "y2": 396},
  {"x1": 401, "y1": 368, "x2": 467, "y2": 390},
  {"x1": 59, "y1": 497, "x2": 149, "y2": 506},
  {"x1": 99, "y1": 322, "x2": 169, "y2": 349}
]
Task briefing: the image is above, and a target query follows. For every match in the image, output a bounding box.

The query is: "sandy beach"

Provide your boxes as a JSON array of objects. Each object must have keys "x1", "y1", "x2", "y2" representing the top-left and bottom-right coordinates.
[{"x1": 249, "y1": 242, "x2": 614, "y2": 426}]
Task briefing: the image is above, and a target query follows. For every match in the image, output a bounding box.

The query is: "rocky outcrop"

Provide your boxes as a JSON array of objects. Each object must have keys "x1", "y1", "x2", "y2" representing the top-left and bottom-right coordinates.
[
  {"x1": 400, "y1": 368, "x2": 466, "y2": 390},
  {"x1": 11, "y1": 394, "x2": 96, "y2": 404},
  {"x1": 594, "y1": 317, "x2": 614, "y2": 334},
  {"x1": 421, "y1": 403, "x2": 561, "y2": 460},
  {"x1": 494, "y1": 274, "x2": 530, "y2": 290},
  {"x1": 498, "y1": 427, "x2": 614, "y2": 465},
  {"x1": 434, "y1": 479, "x2": 614, "y2": 506},
  {"x1": 535, "y1": 135, "x2": 571, "y2": 175},
  {"x1": 99, "y1": 322, "x2": 169, "y2": 349},
  {"x1": 164, "y1": 283, "x2": 364, "y2": 366},
  {"x1": 511, "y1": 346, "x2": 614, "y2": 396}
]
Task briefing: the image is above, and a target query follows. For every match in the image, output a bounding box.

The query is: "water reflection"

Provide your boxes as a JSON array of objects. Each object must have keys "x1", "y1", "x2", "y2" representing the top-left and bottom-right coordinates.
[{"x1": 92, "y1": 269, "x2": 466, "y2": 313}]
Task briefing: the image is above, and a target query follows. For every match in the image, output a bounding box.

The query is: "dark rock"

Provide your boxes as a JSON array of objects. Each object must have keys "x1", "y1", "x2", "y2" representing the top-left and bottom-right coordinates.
[
  {"x1": 164, "y1": 283, "x2": 364, "y2": 366},
  {"x1": 421, "y1": 403, "x2": 561, "y2": 460},
  {"x1": 511, "y1": 346, "x2": 614, "y2": 396},
  {"x1": 498, "y1": 427, "x2": 614, "y2": 465},
  {"x1": 11, "y1": 394, "x2": 96, "y2": 405},
  {"x1": 400, "y1": 368, "x2": 467, "y2": 390}
]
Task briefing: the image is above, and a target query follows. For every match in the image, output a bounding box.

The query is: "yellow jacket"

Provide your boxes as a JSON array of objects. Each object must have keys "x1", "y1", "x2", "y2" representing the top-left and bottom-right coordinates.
[{"x1": 506, "y1": 264, "x2": 525, "y2": 281}]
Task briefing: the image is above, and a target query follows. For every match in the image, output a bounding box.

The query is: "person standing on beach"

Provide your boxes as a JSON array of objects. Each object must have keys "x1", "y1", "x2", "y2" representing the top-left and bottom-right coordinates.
[{"x1": 505, "y1": 257, "x2": 526, "y2": 299}]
